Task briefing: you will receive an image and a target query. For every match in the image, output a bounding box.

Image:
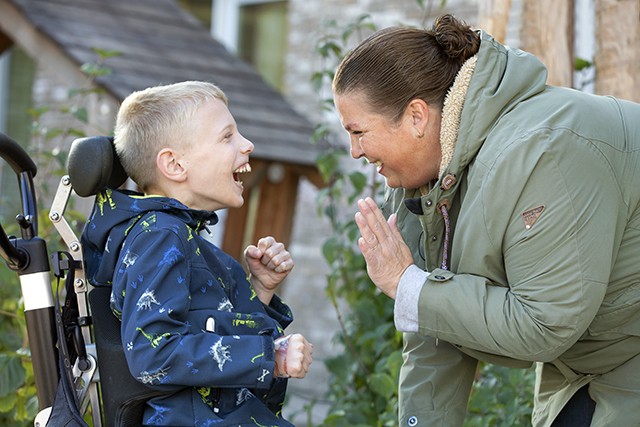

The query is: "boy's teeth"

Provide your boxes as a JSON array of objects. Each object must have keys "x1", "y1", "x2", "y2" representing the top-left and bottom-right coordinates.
[{"x1": 234, "y1": 164, "x2": 251, "y2": 174}]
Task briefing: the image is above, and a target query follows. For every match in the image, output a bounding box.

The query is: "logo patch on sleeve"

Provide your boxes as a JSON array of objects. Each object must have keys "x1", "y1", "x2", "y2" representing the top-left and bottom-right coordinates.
[{"x1": 521, "y1": 205, "x2": 545, "y2": 229}]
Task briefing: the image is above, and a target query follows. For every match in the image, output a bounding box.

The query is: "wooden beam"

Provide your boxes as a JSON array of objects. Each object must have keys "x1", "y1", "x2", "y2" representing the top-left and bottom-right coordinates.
[
  {"x1": 293, "y1": 164, "x2": 326, "y2": 189},
  {"x1": 0, "y1": 29, "x2": 13, "y2": 54},
  {"x1": 222, "y1": 196, "x2": 251, "y2": 261},
  {"x1": 0, "y1": 1, "x2": 92, "y2": 88},
  {"x1": 221, "y1": 160, "x2": 302, "y2": 262},
  {"x1": 251, "y1": 165, "x2": 299, "y2": 248}
]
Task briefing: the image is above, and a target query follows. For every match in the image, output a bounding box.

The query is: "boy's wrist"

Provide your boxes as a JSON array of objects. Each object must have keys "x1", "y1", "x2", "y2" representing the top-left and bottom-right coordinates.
[
  {"x1": 274, "y1": 335, "x2": 290, "y2": 378},
  {"x1": 250, "y1": 274, "x2": 275, "y2": 305}
]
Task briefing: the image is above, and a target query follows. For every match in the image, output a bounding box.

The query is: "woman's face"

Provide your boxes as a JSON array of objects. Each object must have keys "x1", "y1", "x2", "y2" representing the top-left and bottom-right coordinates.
[{"x1": 334, "y1": 91, "x2": 442, "y2": 189}]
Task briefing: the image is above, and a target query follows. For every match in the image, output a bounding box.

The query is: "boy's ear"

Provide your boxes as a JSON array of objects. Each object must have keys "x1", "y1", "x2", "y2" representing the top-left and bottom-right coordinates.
[{"x1": 156, "y1": 148, "x2": 187, "y2": 182}]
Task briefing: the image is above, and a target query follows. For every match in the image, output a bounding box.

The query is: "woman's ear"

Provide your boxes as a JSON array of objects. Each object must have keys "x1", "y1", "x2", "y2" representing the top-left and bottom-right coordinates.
[
  {"x1": 156, "y1": 148, "x2": 187, "y2": 182},
  {"x1": 407, "y1": 98, "x2": 430, "y2": 138}
]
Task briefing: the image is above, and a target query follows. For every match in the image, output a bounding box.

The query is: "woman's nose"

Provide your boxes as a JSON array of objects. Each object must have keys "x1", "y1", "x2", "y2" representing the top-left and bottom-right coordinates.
[{"x1": 350, "y1": 137, "x2": 364, "y2": 159}]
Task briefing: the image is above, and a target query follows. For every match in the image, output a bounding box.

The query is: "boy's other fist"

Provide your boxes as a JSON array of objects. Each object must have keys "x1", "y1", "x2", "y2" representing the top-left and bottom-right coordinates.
[{"x1": 274, "y1": 334, "x2": 313, "y2": 379}]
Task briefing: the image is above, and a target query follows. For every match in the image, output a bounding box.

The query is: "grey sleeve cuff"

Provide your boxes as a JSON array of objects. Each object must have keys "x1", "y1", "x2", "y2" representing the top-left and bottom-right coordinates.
[{"x1": 394, "y1": 264, "x2": 429, "y2": 333}]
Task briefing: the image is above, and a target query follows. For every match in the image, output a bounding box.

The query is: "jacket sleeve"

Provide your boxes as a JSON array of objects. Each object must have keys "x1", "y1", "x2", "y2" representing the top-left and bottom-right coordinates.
[
  {"x1": 112, "y1": 226, "x2": 277, "y2": 391},
  {"x1": 418, "y1": 128, "x2": 614, "y2": 362}
]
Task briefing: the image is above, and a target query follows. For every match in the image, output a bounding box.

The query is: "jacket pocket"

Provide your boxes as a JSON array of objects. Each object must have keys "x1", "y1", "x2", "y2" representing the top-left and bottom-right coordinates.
[{"x1": 588, "y1": 281, "x2": 640, "y2": 337}]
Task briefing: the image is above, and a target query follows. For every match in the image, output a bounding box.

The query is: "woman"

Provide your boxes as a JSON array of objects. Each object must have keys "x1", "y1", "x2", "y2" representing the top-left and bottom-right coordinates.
[{"x1": 333, "y1": 14, "x2": 640, "y2": 427}]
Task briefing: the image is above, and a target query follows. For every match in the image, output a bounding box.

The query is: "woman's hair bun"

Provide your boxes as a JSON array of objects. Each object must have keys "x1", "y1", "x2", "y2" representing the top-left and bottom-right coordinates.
[{"x1": 432, "y1": 14, "x2": 480, "y2": 61}]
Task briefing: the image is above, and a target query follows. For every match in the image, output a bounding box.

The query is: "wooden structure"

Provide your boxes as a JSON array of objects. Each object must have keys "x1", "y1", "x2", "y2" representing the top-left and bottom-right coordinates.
[{"x1": 0, "y1": 0, "x2": 324, "y2": 260}]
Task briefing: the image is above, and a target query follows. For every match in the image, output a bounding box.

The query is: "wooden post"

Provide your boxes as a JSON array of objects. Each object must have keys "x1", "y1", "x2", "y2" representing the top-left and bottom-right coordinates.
[
  {"x1": 221, "y1": 160, "x2": 320, "y2": 262},
  {"x1": 520, "y1": 0, "x2": 575, "y2": 88},
  {"x1": 478, "y1": 0, "x2": 513, "y2": 43},
  {"x1": 595, "y1": 0, "x2": 640, "y2": 101}
]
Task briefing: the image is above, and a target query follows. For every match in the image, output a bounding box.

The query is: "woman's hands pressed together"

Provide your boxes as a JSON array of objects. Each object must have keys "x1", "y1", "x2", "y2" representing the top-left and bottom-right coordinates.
[{"x1": 355, "y1": 197, "x2": 414, "y2": 299}]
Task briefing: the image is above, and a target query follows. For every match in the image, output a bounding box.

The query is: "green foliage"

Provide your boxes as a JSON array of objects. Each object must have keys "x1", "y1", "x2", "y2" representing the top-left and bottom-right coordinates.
[
  {"x1": 465, "y1": 364, "x2": 535, "y2": 427},
  {"x1": 0, "y1": 47, "x2": 120, "y2": 426},
  {"x1": 311, "y1": 14, "x2": 402, "y2": 427}
]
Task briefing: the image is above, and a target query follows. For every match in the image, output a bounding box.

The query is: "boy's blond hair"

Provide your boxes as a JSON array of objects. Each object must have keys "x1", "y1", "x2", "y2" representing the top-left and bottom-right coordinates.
[{"x1": 114, "y1": 81, "x2": 228, "y2": 191}]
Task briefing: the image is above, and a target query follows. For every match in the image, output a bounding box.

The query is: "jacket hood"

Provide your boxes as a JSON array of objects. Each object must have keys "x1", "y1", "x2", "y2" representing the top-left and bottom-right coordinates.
[
  {"x1": 81, "y1": 188, "x2": 218, "y2": 286},
  {"x1": 444, "y1": 31, "x2": 548, "y2": 179}
]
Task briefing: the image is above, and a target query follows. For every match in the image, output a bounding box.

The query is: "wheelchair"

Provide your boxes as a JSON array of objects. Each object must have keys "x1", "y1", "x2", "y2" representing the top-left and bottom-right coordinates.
[{"x1": 0, "y1": 132, "x2": 163, "y2": 426}]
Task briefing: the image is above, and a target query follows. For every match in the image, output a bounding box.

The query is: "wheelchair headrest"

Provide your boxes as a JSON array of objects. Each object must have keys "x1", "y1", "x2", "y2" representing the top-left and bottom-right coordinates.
[{"x1": 67, "y1": 136, "x2": 128, "y2": 197}]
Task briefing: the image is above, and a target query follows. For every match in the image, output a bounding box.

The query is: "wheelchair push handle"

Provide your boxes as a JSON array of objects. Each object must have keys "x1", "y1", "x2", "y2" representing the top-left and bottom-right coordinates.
[
  {"x1": 0, "y1": 131, "x2": 37, "y2": 176},
  {"x1": 0, "y1": 132, "x2": 40, "y2": 269},
  {"x1": 0, "y1": 132, "x2": 58, "y2": 410}
]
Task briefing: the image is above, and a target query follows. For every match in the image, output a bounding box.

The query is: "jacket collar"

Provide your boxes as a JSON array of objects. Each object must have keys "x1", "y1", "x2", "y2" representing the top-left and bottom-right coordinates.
[{"x1": 438, "y1": 55, "x2": 478, "y2": 179}]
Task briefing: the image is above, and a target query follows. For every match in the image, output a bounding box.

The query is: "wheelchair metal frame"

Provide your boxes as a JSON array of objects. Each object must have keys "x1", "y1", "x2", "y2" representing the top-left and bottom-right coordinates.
[{"x1": 0, "y1": 132, "x2": 102, "y2": 426}]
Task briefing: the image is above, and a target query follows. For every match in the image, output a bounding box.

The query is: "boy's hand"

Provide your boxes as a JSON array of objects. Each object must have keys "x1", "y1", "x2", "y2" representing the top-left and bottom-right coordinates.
[
  {"x1": 274, "y1": 334, "x2": 313, "y2": 379},
  {"x1": 245, "y1": 236, "x2": 294, "y2": 304}
]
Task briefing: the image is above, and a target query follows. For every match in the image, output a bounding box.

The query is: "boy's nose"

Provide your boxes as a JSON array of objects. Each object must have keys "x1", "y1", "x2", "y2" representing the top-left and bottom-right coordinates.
[{"x1": 242, "y1": 136, "x2": 254, "y2": 153}]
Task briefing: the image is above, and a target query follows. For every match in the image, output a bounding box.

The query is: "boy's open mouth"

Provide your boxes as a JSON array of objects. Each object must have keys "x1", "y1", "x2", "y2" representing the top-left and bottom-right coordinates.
[{"x1": 233, "y1": 163, "x2": 251, "y2": 184}]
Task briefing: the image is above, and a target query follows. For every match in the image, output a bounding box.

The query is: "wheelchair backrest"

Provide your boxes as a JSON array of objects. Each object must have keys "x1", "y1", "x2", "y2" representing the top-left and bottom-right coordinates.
[{"x1": 67, "y1": 136, "x2": 166, "y2": 426}]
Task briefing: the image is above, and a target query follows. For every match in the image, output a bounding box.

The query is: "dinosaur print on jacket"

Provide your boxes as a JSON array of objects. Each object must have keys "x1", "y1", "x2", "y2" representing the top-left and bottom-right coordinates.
[{"x1": 81, "y1": 189, "x2": 295, "y2": 426}]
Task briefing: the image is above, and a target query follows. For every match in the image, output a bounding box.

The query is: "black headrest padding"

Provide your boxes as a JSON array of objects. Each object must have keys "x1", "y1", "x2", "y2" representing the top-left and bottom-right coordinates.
[{"x1": 67, "y1": 136, "x2": 128, "y2": 197}]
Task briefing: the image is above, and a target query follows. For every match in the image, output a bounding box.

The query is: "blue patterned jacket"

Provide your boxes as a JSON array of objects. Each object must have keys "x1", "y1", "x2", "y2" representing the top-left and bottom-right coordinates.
[{"x1": 81, "y1": 188, "x2": 295, "y2": 426}]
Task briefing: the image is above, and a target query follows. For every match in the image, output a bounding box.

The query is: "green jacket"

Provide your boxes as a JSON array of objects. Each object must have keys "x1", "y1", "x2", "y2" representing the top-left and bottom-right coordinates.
[{"x1": 384, "y1": 31, "x2": 640, "y2": 427}]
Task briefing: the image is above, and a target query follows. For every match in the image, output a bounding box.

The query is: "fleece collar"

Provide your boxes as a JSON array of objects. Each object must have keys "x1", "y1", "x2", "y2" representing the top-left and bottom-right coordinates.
[{"x1": 438, "y1": 55, "x2": 478, "y2": 179}]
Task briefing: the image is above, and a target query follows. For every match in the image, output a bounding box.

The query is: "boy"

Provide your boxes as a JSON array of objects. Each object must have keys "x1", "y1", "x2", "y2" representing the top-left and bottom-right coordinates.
[{"x1": 81, "y1": 81, "x2": 313, "y2": 426}]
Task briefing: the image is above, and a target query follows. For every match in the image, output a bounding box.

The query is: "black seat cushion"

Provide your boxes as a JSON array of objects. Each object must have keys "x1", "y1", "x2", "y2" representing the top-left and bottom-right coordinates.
[{"x1": 88, "y1": 287, "x2": 168, "y2": 427}]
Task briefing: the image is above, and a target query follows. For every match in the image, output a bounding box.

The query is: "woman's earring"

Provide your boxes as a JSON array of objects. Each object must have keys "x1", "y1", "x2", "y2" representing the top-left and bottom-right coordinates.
[{"x1": 416, "y1": 131, "x2": 424, "y2": 138}]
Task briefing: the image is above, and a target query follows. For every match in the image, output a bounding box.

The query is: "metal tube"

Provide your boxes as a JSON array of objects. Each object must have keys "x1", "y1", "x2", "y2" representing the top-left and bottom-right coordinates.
[
  {"x1": 24, "y1": 307, "x2": 58, "y2": 409},
  {"x1": 17, "y1": 238, "x2": 58, "y2": 410}
]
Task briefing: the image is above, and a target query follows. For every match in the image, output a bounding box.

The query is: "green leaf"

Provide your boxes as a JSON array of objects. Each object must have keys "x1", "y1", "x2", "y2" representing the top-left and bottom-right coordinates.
[
  {"x1": 386, "y1": 350, "x2": 403, "y2": 380},
  {"x1": 80, "y1": 62, "x2": 112, "y2": 77},
  {"x1": 322, "y1": 236, "x2": 345, "y2": 264},
  {"x1": 0, "y1": 391, "x2": 17, "y2": 412},
  {"x1": 91, "y1": 47, "x2": 122, "y2": 59},
  {"x1": 348, "y1": 171, "x2": 367, "y2": 195},
  {"x1": 316, "y1": 151, "x2": 340, "y2": 181},
  {"x1": 0, "y1": 353, "x2": 25, "y2": 397},
  {"x1": 575, "y1": 57, "x2": 593, "y2": 71},
  {"x1": 311, "y1": 123, "x2": 329, "y2": 143},
  {"x1": 368, "y1": 372, "x2": 395, "y2": 399},
  {"x1": 73, "y1": 107, "x2": 89, "y2": 123}
]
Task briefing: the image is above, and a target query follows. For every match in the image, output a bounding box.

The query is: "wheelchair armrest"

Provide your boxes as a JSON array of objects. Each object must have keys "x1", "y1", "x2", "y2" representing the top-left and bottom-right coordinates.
[{"x1": 67, "y1": 136, "x2": 128, "y2": 197}]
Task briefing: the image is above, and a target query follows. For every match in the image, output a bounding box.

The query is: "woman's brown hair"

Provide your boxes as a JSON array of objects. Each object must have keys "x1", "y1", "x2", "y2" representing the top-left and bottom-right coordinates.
[{"x1": 333, "y1": 14, "x2": 480, "y2": 123}]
